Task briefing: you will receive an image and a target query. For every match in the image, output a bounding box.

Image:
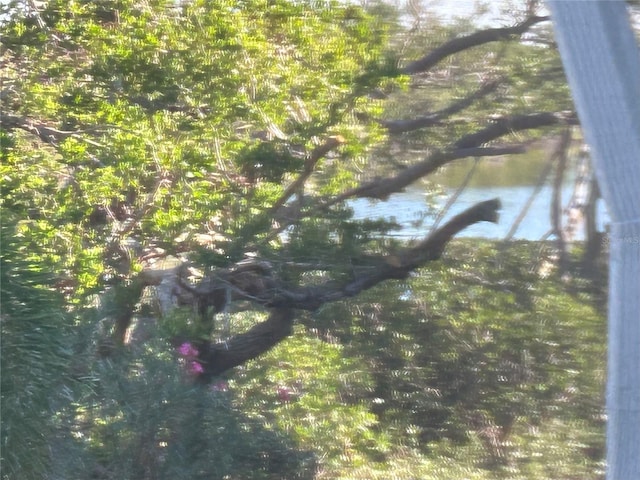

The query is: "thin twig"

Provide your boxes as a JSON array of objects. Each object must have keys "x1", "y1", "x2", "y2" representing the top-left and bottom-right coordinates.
[
  {"x1": 429, "y1": 157, "x2": 480, "y2": 234},
  {"x1": 503, "y1": 160, "x2": 553, "y2": 241}
]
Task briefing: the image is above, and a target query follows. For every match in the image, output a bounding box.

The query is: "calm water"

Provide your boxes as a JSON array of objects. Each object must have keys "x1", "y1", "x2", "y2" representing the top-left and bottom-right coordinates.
[{"x1": 350, "y1": 155, "x2": 609, "y2": 240}]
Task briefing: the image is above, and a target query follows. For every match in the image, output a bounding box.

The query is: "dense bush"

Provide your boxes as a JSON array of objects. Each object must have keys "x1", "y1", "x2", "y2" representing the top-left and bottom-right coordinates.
[
  {"x1": 1, "y1": 214, "x2": 606, "y2": 479},
  {"x1": 292, "y1": 240, "x2": 606, "y2": 478}
]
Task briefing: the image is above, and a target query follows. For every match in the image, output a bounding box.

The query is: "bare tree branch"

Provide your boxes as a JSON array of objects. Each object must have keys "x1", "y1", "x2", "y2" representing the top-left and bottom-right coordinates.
[
  {"x1": 270, "y1": 135, "x2": 345, "y2": 214},
  {"x1": 1, "y1": 113, "x2": 106, "y2": 147},
  {"x1": 453, "y1": 111, "x2": 576, "y2": 150},
  {"x1": 382, "y1": 79, "x2": 501, "y2": 134},
  {"x1": 402, "y1": 15, "x2": 550, "y2": 75},
  {"x1": 327, "y1": 144, "x2": 527, "y2": 205},
  {"x1": 187, "y1": 198, "x2": 501, "y2": 378},
  {"x1": 321, "y1": 112, "x2": 575, "y2": 207}
]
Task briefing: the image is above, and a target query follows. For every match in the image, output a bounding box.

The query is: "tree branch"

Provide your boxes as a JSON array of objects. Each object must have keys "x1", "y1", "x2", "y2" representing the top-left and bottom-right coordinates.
[
  {"x1": 1, "y1": 113, "x2": 105, "y2": 147},
  {"x1": 453, "y1": 111, "x2": 576, "y2": 150},
  {"x1": 199, "y1": 308, "x2": 295, "y2": 380},
  {"x1": 402, "y1": 15, "x2": 550, "y2": 75},
  {"x1": 327, "y1": 144, "x2": 526, "y2": 205},
  {"x1": 270, "y1": 136, "x2": 345, "y2": 214},
  {"x1": 268, "y1": 198, "x2": 501, "y2": 309},
  {"x1": 190, "y1": 198, "x2": 501, "y2": 378},
  {"x1": 335, "y1": 112, "x2": 574, "y2": 202},
  {"x1": 382, "y1": 79, "x2": 501, "y2": 134}
]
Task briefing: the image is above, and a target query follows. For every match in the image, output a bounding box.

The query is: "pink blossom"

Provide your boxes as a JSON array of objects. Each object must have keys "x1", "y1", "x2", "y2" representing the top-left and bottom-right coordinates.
[
  {"x1": 187, "y1": 360, "x2": 204, "y2": 375},
  {"x1": 277, "y1": 386, "x2": 291, "y2": 402},
  {"x1": 177, "y1": 342, "x2": 199, "y2": 358}
]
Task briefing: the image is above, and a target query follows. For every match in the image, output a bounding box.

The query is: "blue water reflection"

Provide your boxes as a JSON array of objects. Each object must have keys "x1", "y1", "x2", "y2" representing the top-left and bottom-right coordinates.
[{"x1": 349, "y1": 183, "x2": 609, "y2": 240}]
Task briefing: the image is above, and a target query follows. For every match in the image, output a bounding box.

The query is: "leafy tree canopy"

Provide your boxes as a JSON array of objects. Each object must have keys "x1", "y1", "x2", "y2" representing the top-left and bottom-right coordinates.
[
  {"x1": 1, "y1": 1, "x2": 605, "y2": 478},
  {"x1": 1, "y1": 0, "x2": 397, "y2": 294}
]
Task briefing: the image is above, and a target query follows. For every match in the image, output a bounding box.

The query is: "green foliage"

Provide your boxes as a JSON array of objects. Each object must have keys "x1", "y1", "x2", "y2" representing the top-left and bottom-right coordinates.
[
  {"x1": 1, "y1": 2, "x2": 396, "y2": 477},
  {"x1": 307, "y1": 240, "x2": 605, "y2": 478},
  {"x1": 1, "y1": 0, "x2": 397, "y2": 298},
  {"x1": 35, "y1": 329, "x2": 316, "y2": 480},
  {"x1": 233, "y1": 318, "x2": 389, "y2": 471},
  {"x1": 1, "y1": 1, "x2": 606, "y2": 479},
  {"x1": 237, "y1": 142, "x2": 303, "y2": 183},
  {"x1": 0, "y1": 216, "x2": 74, "y2": 479}
]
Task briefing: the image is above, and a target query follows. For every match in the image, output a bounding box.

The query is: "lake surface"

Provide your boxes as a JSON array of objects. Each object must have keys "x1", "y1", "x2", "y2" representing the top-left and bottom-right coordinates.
[{"x1": 350, "y1": 155, "x2": 609, "y2": 240}]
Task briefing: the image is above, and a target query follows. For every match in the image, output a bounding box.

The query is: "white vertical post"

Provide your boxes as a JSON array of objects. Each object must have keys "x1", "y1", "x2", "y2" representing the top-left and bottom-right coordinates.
[{"x1": 548, "y1": 2, "x2": 640, "y2": 478}]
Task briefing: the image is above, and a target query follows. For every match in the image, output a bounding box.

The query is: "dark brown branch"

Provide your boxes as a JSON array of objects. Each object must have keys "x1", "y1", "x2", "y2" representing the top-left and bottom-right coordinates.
[
  {"x1": 360, "y1": 112, "x2": 574, "y2": 200},
  {"x1": 381, "y1": 115, "x2": 441, "y2": 135},
  {"x1": 1, "y1": 112, "x2": 105, "y2": 147},
  {"x1": 325, "y1": 112, "x2": 574, "y2": 205},
  {"x1": 199, "y1": 308, "x2": 295, "y2": 379},
  {"x1": 195, "y1": 198, "x2": 501, "y2": 377},
  {"x1": 328, "y1": 144, "x2": 527, "y2": 204},
  {"x1": 382, "y1": 79, "x2": 501, "y2": 134},
  {"x1": 402, "y1": 15, "x2": 549, "y2": 75},
  {"x1": 270, "y1": 136, "x2": 345, "y2": 214},
  {"x1": 272, "y1": 198, "x2": 501, "y2": 309},
  {"x1": 453, "y1": 111, "x2": 576, "y2": 150},
  {"x1": 433, "y1": 79, "x2": 501, "y2": 120}
]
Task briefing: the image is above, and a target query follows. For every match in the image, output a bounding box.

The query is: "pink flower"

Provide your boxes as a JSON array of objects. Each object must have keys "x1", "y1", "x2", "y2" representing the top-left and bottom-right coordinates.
[
  {"x1": 177, "y1": 342, "x2": 199, "y2": 358},
  {"x1": 187, "y1": 360, "x2": 204, "y2": 375},
  {"x1": 277, "y1": 386, "x2": 291, "y2": 402}
]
